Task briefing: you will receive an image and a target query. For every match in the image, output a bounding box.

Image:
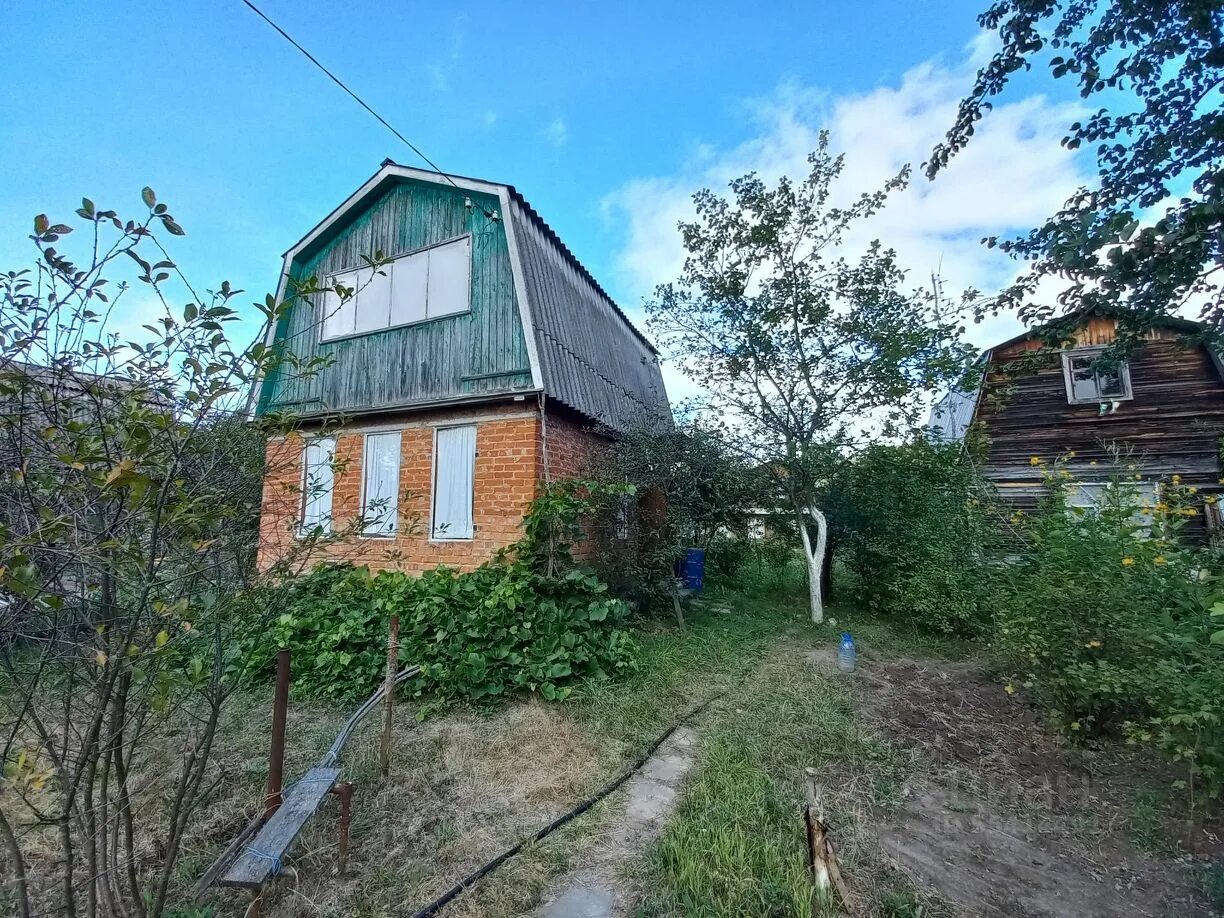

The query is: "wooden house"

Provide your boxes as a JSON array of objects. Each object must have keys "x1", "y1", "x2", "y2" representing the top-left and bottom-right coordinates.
[
  {"x1": 253, "y1": 161, "x2": 670, "y2": 573},
  {"x1": 928, "y1": 313, "x2": 1224, "y2": 532}
]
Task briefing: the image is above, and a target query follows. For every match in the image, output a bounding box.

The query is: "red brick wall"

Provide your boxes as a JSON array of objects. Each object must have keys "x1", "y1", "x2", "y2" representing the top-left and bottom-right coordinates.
[
  {"x1": 257, "y1": 404, "x2": 540, "y2": 575},
  {"x1": 256, "y1": 402, "x2": 616, "y2": 575}
]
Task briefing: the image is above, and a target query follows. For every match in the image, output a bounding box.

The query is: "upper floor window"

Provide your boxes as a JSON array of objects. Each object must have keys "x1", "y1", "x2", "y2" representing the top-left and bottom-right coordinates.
[
  {"x1": 320, "y1": 235, "x2": 472, "y2": 341},
  {"x1": 1061, "y1": 348, "x2": 1132, "y2": 404}
]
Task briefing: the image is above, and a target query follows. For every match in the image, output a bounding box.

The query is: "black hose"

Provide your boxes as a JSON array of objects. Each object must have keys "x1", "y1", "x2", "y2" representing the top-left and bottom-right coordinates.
[{"x1": 404, "y1": 684, "x2": 734, "y2": 918}]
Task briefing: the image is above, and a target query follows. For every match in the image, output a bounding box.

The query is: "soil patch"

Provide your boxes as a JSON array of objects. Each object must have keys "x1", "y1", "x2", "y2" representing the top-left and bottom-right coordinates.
[{"x1": 853, "y1": 655, "x2": 1220, "y2": 918}]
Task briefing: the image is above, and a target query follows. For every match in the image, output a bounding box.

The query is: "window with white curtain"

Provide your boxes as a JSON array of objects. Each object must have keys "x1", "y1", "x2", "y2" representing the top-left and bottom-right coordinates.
[
  {"x1": 320, "y1": 235, "x2": 472, "y2": 341},
  {"x1": 299, "y1": 437, "x2": 335, "y2": 537},
  {"x1": 361, "y1": 431, "x2": 401, "y2": 536},
  {"x1": 432, "y1": 425, "x2": 476, "y2": 539}
]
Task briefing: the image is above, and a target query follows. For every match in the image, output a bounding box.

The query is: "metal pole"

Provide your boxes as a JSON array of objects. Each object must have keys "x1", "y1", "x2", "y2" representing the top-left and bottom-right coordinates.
[
  {"x1": 266, "y1": 647, "x2": 291, "y2": 818},
  {"x1": 380, "y1": 617, "x2": 399, "y2": 780},
  {"x1": 330, "y1": 783, "x2": 353, "y2": 875}
]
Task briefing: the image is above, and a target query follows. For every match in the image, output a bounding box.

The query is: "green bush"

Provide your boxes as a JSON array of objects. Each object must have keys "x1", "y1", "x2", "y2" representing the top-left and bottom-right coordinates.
[
  {"x1": 249, "y1": 558, "x2": 637, "y2": 704},
  {"x1": 993, "y1": 462, "x2": 1224, "y2": 798},
  {"x1": 840, "y1": 439, "x2": 992, "y2": 634},
  {"x1": 244, "y1": 479, "x2": 639, "y2": 705}
]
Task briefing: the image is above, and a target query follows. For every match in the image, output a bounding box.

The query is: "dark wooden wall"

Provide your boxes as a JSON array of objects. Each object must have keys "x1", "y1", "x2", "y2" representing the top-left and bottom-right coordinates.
[{"x1": 975, "y1": 319, "x2": 1224, "y2": 527}]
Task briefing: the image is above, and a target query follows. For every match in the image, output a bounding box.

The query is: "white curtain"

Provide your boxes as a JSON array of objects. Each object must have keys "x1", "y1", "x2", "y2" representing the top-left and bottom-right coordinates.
[
  {"x1": 362, "y1": 432, "x2": 401, "y2": 536},
  {"x1": 300, "y1": 437, "x2": 335, "y2": 535},
  {"x1": 433, "y1": 425, "x2": 476, "y2": 539}
]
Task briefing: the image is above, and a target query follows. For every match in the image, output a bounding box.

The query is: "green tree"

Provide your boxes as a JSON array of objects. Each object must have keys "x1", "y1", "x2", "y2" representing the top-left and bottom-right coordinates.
[
  {"x1": 647, "y1": 134, "x2": 973, "y2": 622},
  {"x1": 0, "y1": 191, "x2": 355, "y2": 917},
  {"x1": 930, "y1": 0, "x2": 1224, "y2": 346}
]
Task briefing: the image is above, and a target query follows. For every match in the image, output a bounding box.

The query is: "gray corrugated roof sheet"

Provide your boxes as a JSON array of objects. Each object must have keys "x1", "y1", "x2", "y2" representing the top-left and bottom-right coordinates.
[{"x1": 507, "y1": 192, "x2": 671, "y2": 434}]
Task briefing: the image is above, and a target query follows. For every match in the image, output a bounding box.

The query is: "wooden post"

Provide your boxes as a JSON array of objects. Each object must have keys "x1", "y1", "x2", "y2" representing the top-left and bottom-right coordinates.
[
  {"x1": 330, "y1": 783, "x2": 353, "y2": 875},
  {"x1": 804, "y1": 767, "x2": 857, "y2": 915},
  {"x1": 265, "y1": 648, "x2": 291, "y2": 818},
  {"x1": 380, "y1": 616, "x2": 398, "y2": 781}
]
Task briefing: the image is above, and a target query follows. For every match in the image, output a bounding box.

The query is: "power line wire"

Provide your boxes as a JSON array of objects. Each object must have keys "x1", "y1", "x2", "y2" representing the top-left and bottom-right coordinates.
[{"x1": 237, "y1": 0, "x2": 465, "y2": 194}]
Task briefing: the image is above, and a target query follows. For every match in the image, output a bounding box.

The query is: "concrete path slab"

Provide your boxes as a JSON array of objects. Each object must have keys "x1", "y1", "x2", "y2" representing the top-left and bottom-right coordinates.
[{"x1": 537, "y1": 726, "x2": 698, "y2": 918}]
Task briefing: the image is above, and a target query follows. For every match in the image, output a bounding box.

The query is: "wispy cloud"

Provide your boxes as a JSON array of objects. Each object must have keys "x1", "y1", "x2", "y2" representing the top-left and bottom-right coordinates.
[
  {"x1": 542, "y1": 117, "x2": 568, "y2": 147},
  {"x1": 482, "y1": 110, "x2": 498, "y2": 128},
  {"x1": 604, "y1": 33, "x2": 1089, "y2": 391},
  {"x1": 428, "y1": 13, "x2": 470, "y2": 91}
]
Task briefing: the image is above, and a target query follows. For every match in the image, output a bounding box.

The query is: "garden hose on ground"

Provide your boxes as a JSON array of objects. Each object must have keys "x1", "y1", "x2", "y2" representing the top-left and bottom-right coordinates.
[{"x1": 404, "y1": 677, "x2": 745, "y2": 918}]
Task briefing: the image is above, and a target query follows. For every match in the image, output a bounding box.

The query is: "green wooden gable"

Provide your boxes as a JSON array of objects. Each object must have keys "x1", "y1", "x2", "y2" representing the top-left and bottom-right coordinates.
[{"x1": 256, "y1": 176, "x2": 533, "y2": 416}]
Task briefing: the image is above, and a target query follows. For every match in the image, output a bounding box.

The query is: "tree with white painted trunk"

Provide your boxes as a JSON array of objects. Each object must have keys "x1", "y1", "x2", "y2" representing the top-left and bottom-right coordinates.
[{"x1": 646, "y1": 133, "x2": 974, "y2": 622}]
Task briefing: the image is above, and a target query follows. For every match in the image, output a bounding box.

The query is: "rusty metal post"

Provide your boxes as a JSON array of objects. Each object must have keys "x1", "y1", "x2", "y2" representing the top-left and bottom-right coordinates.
[
  {"x1": 380, "y1": 616, "x2": 399, "y2": 780},
  {"x1": 330, "y1": 782, "x2": 354, "y2": 875},
  {"x1": 265, "y1": 647, "x2": 291, "y2": 818}
]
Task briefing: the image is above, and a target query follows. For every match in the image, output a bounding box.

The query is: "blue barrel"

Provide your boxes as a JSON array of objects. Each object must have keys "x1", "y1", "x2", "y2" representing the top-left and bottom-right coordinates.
[{"x1": 680, "y1": 548, "x2": 706, "y2": 590}]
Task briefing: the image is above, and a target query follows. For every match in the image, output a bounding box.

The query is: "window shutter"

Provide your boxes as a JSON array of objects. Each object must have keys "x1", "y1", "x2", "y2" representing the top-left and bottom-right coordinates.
[
  {"x1": 432, "y1": 425, "x2": 476, "y2": 539},
  {"x1": 362, "y1": 432, "x2": 401, "y2": 536},
  {"x1": 300, "y1": 437, "x2": 335, "y2": 535},
  {"x1": 425, "y1": 236, "x2": 471, "y2": 319}
]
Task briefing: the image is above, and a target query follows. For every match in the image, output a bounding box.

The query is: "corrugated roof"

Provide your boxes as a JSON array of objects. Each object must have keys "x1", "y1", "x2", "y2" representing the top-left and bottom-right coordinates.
[{"x1": 506, "y1": 193, "x2": 670, "y2": 434}]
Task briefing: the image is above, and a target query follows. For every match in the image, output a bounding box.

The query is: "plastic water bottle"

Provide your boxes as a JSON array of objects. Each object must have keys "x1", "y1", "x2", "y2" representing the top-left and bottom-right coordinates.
[{"x1": 837, "y1": 632, "x2": 857, "y2": 674}]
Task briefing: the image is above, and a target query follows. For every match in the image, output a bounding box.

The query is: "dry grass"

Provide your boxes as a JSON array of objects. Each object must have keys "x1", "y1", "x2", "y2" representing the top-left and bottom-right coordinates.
[{"x1": 198, "y1": 694, "x2": 615, "y2": 917}]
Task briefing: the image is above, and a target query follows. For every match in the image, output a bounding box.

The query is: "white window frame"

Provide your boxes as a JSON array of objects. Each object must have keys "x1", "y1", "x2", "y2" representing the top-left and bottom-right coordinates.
[
  {"x1": 319, "y1": 233, "x2": 473, "y2": 343},
  {"x1": 1065, "y1": 480, "x2": 1156, "y2": 529},
  {"x1": 1061, "y1": 347, "x2": 1133, "y2": 405},
  {"x1": 359, "y1": 431, "x2": 402, "y2": 538},
  {"x1": 297, "y1": 436, "x2": 335, "y2": 538},
  {"x1": 430, "y1": 424, "x2": 477, "y2": 541}
]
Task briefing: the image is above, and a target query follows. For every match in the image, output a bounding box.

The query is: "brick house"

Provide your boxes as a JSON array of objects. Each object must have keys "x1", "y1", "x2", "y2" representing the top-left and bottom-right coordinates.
[{"x1": 253, "y1": 162, "x2": 670, "y2": 574}]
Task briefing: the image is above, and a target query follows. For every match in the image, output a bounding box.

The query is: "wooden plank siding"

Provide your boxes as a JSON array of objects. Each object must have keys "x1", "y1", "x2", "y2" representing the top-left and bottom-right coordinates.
[
  {"x1": 973, "y1": 319, "x2": 1224, "y2": 532},
  {"x1": 257, "y1": 179, "x2": 533, "y2": 416}
]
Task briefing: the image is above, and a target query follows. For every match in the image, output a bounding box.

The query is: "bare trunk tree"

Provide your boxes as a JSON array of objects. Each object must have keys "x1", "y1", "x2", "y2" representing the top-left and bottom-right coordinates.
[{"x1": 795, "y1": 504, "x2": 828, "y2": 623}]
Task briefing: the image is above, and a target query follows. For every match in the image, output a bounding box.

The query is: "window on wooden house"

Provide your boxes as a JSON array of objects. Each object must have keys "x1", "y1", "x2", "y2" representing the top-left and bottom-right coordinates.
[
  {"x1": 432, "y1": 425, "x2": 476, "y2": 540},
  {"x1": 1061, "y1": 348, "x2": 1132, "y2": 404},
  {"x1": 320, "y1": 235, "x2": 472, "y2": 341},
  {"x1": 299, "y1": 436, "x2": 335, "y2": 537},
  {"x1": 1066, "y1": 480, "x2": 1156, "y2": 527},
  {"x1": 361, "y1": 431, "x2": 401, "y2": 536}
]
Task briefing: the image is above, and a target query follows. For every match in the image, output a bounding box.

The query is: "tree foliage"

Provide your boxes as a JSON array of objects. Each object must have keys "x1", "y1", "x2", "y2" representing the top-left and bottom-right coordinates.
[
  {"x1": 647, "y1": 133, "x2": 974, "y2": 620},
  {"x1": 0, "y1": 191, "x2": 349, "y2": 917},
  {"x1": 930, "y1": 0, "x2": 1224, "y2": 345}
]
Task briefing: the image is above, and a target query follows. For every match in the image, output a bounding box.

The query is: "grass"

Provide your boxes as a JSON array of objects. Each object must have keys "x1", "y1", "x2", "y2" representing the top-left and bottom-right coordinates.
[{"x1": 584, "y1": 579, "x2": 940, "y2": 918}]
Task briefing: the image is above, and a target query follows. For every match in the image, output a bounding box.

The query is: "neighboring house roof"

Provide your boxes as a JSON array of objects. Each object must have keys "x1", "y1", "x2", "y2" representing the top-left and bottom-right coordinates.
[
  {"x1": 925, "y1": 311, "x2": 1221, "y2": 443},
  {"x1": 262, "y1": 162, "x2": 670, "y2": 434}
]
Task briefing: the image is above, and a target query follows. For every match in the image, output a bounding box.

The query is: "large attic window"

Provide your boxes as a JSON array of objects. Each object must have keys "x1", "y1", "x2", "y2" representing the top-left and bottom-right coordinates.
[
  {"x1": 1061, "y1": 347, "x2": 1132, "y2": 404},
  {"x1": 320, "y1": 234, "x2": 471, "y2": 341}
]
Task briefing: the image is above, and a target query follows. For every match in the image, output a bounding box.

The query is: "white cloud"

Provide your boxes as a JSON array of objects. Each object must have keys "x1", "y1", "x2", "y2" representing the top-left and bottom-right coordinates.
[
  {"x1": 543, "y1": 117, "x2": 568, "y2": 147},
  {"x1": 604, "y1": 34, "x2": 1090, "y2": 367},
  {"x1": 482, "y1": 110, "x2": 498, "y2": 128}
]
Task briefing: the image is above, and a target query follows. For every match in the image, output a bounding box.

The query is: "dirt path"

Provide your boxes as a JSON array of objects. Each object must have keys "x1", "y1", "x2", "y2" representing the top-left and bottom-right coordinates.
[
  {"x1": 853, "y1": 654, "x2": 1220, "y2": 918},
  {"x1": 535, "y1": 726, "x2": 699, "y2": 918}
]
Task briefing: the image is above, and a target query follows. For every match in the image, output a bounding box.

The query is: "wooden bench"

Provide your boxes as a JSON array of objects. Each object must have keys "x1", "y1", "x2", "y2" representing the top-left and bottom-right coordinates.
[{"x1": 219, "y1": 766, "x2": 341, "y2": 889}]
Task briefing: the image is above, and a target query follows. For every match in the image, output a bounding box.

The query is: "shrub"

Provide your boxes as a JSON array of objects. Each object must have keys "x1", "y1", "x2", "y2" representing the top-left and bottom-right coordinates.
[
  {"x1": 244, "y1": 480, "x2": 639, "y2": 705},
  {"x1": 840, "y1": 439, "x2": 993, "y2": 633},
  {"x1": 993, "y1": 460, "x2": 1224, "y2": 798}
]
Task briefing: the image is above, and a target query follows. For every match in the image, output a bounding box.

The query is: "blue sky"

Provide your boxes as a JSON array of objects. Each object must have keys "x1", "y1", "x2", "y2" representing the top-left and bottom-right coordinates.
[{"x1": 0, "y1": 0, "x2": 1085, "y2": 368}]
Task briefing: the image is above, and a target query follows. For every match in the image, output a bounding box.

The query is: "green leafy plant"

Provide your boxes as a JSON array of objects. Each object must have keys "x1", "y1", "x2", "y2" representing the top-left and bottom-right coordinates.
[
  {"x1": 243, "y1": 480, "x2": 639, "y2": 705},
  {"x1": 992, "y1": 458, "x2": 1224, "y2": 800}
]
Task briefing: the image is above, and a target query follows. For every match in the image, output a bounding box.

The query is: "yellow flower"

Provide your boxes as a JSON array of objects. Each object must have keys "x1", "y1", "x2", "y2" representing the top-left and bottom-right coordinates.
[
  {"x1": 1004, "y1": 683, "x2": 1016, "y2": 695},
  {"x1": 1154, "y1": 556, "x2": 1166, "y2": 565},
  {"x1": 1090, "y1": 460, "x2": 1098, "y2": 466},
  {"x1": 1208, "y1": 496, "x2": 1218, "y2": 505},
  {"x1": 1030, "y1": 456, "x2": 1041, "y2": 466},
  {"x1": 1085, "y1": 640, "x2": 1102, "y2": 648},
  {"x1": 1122, "y1": 557, "x2": 1135, "y2": 566},
  {"x1": 1134, "y1": 474, "x2": 1142, "y2": 480},
  {"x1": 1172, "y1": 474, "x2": 1182, "y2": 485},
  {"x1": 1070, "y1": 721, "x2": 1082, "y2": 731},
  {"x1": 1188, "y1": 486, "x2": 1198, "y2": 494},
  {"x1": 1066, "y1": 450, "x2": 1077, "y2": 459}
]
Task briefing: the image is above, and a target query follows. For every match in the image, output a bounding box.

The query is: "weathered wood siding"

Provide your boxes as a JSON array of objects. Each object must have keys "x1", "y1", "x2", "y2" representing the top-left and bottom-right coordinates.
[
  {"x1": 975, "y1": 319, "x2": 1224, "y2": 525},
  {"x1": 257, "y1": 179, "x2": 532, "y2": 415}
]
